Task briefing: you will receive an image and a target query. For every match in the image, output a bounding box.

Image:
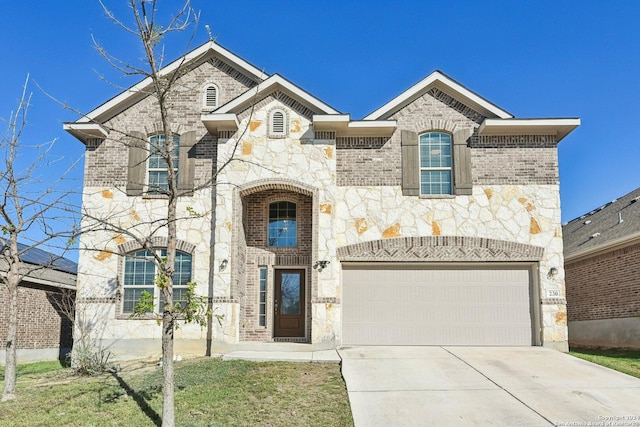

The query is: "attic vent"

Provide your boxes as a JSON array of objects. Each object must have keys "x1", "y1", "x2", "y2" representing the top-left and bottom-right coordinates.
[
  {"x1": 590, "y1": 233, "x2": 601, "y2": 239},
  {"x1": 631, "y1": 196, "x2": 640, "y2": 204},
  {"x1": 584, "y1": 220, "x2": 591, "y2": 225},
  {"x1": 269, "y1": 109, "x2": 286, "y2": 136},
  {"x1": 204, "y1": 84, "x2": 218, "y2": 108}
]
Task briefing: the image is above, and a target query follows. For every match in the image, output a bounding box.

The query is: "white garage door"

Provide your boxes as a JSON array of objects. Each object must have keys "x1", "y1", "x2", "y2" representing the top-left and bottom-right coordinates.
[{"x1": 342, "y1": 264, "x2": 534, "y2": 346}]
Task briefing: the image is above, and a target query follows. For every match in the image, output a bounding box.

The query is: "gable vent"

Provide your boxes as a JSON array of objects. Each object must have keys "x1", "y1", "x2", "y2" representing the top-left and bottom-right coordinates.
[
  {"x1": 204, "y1": 85, "x2": 218, "y2": 108},
  {"x1": 271, "y1": 110, "x2": 285, "y2": 135}
]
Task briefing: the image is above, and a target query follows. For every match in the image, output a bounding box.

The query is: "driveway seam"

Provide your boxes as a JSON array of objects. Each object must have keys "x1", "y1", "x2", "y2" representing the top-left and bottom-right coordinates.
[{"x1": 442, "y1": 347, "x2": 554, "y2": 426}]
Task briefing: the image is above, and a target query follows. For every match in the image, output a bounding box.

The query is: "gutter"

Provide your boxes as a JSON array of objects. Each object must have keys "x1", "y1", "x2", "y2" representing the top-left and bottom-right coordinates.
[{"x1": 565, "y1": 231, "x2": 640, "y2": 263}]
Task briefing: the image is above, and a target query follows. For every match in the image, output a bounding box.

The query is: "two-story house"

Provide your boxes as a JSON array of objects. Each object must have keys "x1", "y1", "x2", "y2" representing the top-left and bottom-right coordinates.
[{"x1": 64, "y1": 41, "x2": 579, "y2": 358}]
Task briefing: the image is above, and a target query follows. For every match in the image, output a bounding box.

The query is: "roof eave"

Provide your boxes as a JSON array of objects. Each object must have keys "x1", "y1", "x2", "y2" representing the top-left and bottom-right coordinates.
[
  {"x1": 313, "y1": 115, "x2": 397, "y2": 136},
  {"x1": 63, "y1": 122, "x2": 109, "y2": 144},
  {"x1": 216, "y1": 74, "x2": 340, "y2": 116},
  {"x1": 73, "y1": 41, "x2": 269, "y2": 125},
  {"x1": 201, "y1": 113, "x2": 239, "y2": 134},
  {"x1": 478, "y1": 118, "x2": 581, "y2": 142}
]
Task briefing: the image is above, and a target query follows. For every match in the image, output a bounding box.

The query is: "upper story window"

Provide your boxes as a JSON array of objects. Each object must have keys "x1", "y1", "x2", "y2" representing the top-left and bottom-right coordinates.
[
  {"x1": 419, "y1": 132, "x2": 452, "y2": 195},
  {"x1": 269, "y1": 109, "x2": 287, "y2": 137},
  {"x1": 148, "y1": 134, "x2": 180, "y2": 194},
  {"x1": 203, "y1": 84, "x2": 218, "y2": 109},
  {"x1": 122, "y1": 249, "x2": 192, "y2": 314},
  {"x1": 268, "y1": 201, "x2": 297, "y2": 247}
]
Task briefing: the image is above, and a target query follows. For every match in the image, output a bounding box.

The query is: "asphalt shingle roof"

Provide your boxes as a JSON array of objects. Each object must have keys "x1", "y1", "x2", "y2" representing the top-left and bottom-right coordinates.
[
  {"x1": 0, "y1": 239, "x2": 77, "y2": 275},
  {"x1": 563, "y1": 187, "x2": 640, "y2": 258}
]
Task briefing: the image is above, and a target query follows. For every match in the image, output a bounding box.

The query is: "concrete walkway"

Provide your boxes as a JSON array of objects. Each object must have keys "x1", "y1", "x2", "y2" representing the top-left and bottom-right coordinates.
[{"x1": 339, "y1": 346, "x2": 640, "y2": 427}]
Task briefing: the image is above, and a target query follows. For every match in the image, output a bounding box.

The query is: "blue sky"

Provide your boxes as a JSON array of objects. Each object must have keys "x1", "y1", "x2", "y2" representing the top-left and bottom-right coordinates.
[{"x1": 1, "y1": 0, "x2": 639, "y2": 250}]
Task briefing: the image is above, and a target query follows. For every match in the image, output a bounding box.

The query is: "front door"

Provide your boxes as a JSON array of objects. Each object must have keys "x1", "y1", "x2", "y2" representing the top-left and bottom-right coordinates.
[{"x1": 274, "y1": 269, "x2": 305, "y2": 337}]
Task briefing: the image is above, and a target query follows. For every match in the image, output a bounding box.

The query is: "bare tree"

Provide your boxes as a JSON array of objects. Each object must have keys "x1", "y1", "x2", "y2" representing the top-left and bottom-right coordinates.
[
  {"x1": 0, "y1": 76, "x2": 78, "y2": 401},
  {"x1": 69, "y1": 1, "x2": 260, "y2": 425}
]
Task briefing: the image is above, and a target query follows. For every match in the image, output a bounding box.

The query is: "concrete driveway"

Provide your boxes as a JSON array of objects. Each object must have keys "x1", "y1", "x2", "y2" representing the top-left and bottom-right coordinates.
[{"x1": 338, "y1": 346, "x2": 640, "y2": 426}]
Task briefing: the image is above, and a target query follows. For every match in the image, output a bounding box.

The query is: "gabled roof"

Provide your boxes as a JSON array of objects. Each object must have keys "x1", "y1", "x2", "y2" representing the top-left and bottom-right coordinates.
[
  {"x1": 214, "y1": 74, "x2": 340, "y2": 115},
  {"x1": 202, "y1": 74, "x2": 340, "y2": 134},
  {"x1": 563, "y1": 187, "x2": 640, "y2": 261},
  {"x1": 72, "y1": 40, "x2": 268, "y2": 125},
  {"x1": 364, "y1": 70, "x2": 514, "y2": 121}
]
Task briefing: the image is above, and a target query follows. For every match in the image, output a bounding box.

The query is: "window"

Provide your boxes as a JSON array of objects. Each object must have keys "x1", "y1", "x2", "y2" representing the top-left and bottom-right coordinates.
[
  {"x1": 268, "y1": 201, "x2": 297, "y2": 247},
  {"x1": 148, "y1": 134, "x2": 180, "y2": 193},
  {"x1": 269, "y1": 109, "x2": 286, "y2": 136},
  {"x1": 259, "y1": 267, "x2": 267, "y2": 327},
  {"x1": 203, "y1": 84, "x2": 218, "y2": 109},
  {"x1": 122, "y1": 249, "x2": 192, "y2": 314},
  {"x1": 419, "y1": 132, "x2": 452, "y2": 195}
]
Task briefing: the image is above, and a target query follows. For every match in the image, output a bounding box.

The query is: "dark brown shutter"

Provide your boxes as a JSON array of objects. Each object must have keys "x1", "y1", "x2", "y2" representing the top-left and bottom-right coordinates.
[
  {"x1": 178, "y1": 130, "x2": 197, "y2": 194},
  {"x1": 401, "y1": 130, "x2": 420, "y2": 196},
  {"x1": 126, "y1": 131, "x2": 147, "y2": 196},
  {"x1": 453, "y1": 128, "x2": 473, "y2": 195}
]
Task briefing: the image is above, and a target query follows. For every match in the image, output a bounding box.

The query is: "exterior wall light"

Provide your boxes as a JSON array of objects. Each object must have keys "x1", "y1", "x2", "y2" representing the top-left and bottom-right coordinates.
[
  {"x1": 548, "y1": 267, "x2": 558, "y2": 278},
  {"x1": 219, "y1": 259, "x2": 228, "y2": 271},
  {"x1": 313, "y1": 260, "x2": 330, "y2": 272}
]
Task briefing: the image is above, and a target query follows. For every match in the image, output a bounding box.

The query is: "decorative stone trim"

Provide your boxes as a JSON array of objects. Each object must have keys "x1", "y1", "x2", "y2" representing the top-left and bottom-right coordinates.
[
  {"x1": 86, "y1": 138, "x2": 104, "y2": 150},
  {"x1": 541, "y1": 298, "x2": 567, "y2": 305},
  {"x1": 238, "y1": 178, "x2": 315, "y2": 198},
  {"x1": 77, "y1": 297, "x2": 116, "y2": 304},
  {"x1": 427, "y1": 88, "x2": 485, "y2": 124},
  {"x1": 471, "y1": 135, "x2": 557, "y2": 148},
  {"x1": 336, "y1": 136, "x2": 390, "y2": 149},
  {"x1": 238, "y1": 90, "x2": 316, "y2": 121},
  {"x1": 312, "y1": 297, "x2": 339, "y2": 304},
  {"x1": 117, "y1": 237, "x2": 196, "y2": 255},
  {"x1": 337, "y1": 236, "x2": 544, "y2": 262},
  {"x1": 218, "y1": 130, "x2": 235, "y2": 140},
  {"x1": 210, "y1": 297, "x2": 237, "y2": 303},
  {"x1": 144, "y1": 122, "x2": 182, "y2": 136},
  {"x1": 208, "y1": 58, "x2": 260, "y2": 88},
  {"x1": 314, "y1": 131, "x2": 336, "y2": 140}
]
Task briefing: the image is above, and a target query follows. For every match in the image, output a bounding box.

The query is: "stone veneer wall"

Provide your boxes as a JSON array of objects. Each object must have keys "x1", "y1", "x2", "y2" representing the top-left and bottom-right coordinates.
[
  {"x1": 215, "y1": 96, "x2": 338, "y2": 345},
  {"x1": 333, "y1": 184, "x2": 568, "y2": 349},
  {"x1": 73, "y1": 56, "x2": 261, "y2": 358},
  {"x1": 0, "y1": 282, "x2": 74, "y2": 364}
]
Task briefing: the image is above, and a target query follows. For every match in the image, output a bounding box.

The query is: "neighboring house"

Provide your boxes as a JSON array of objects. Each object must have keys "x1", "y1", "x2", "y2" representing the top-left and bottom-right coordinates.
[
  {"x1": 0, "y1": 243, "x2": 77, "y2": 364},
  {"x1": 563, "y1": 187, "x2": 640, "y2": 349},
  {"x1": 64, "y1": 40, "x2": 579, "y2": 358}
]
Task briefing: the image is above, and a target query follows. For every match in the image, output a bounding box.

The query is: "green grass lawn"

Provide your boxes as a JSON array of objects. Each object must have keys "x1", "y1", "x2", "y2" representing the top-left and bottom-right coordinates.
[
  {"x1": 569, "y1": 348, "x2": 640, "y2": 379},
  {"x1": 0, "y1": 358, "x2": 353, "y2": 427}
]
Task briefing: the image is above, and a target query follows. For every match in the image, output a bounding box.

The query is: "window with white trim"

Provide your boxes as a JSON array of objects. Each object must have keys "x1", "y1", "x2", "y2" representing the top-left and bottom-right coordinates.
[
  {"x1": 269, "y1": 109, "x2": 286, "y2": 136},
  {"x1": 148, "y1": 134, "x2": 180, "y2": 194},
  {"x1": 203, "y1": 84, "x2": 218, "y2": 109},
  {"x1": 122, "y1": 249, "x2": 192, "y2": 314},
  {"x1": 419, "y1": 132, "x2": 452, "y2": 195}
]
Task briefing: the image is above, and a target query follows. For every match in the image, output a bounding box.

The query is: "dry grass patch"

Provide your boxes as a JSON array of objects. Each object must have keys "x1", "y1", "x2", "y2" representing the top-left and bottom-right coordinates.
[{"x1": 0, "y1": 358, "x2": 353, "y2": 427}]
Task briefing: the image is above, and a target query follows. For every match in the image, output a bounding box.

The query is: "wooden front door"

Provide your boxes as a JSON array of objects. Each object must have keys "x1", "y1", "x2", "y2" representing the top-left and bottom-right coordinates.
[{"x1": 274, "y1": 269, "x2": 305, "y2": 337}]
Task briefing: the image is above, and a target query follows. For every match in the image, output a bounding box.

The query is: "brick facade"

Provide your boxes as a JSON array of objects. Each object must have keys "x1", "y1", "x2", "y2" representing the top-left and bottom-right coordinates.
[
  {"x1": 566, "y1": 243, "x2": 640, "y2": 322},
  {"x1": 238, "y1": 190, "x2": 313, "y2": 342},
  {"x1": 0, "y1": 282, "x2": 74, "y2": 356},
  {"x1": 68, "y1": 42, "x2": 574, "y2": 354},
  {"x1": 336, "y1": 90, "x2": 559, "y2": 187}
]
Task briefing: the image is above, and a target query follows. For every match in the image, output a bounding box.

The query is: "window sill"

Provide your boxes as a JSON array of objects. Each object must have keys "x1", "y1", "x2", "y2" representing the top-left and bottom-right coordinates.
[{"x1": 419, "y1": 194, "x2": 456, "y2": 199}]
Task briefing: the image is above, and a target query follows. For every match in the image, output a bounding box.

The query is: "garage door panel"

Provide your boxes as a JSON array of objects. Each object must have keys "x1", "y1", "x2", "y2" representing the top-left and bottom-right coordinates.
[{"x1": 342, "y1": 265, "x2": 533, "y2": 346}]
